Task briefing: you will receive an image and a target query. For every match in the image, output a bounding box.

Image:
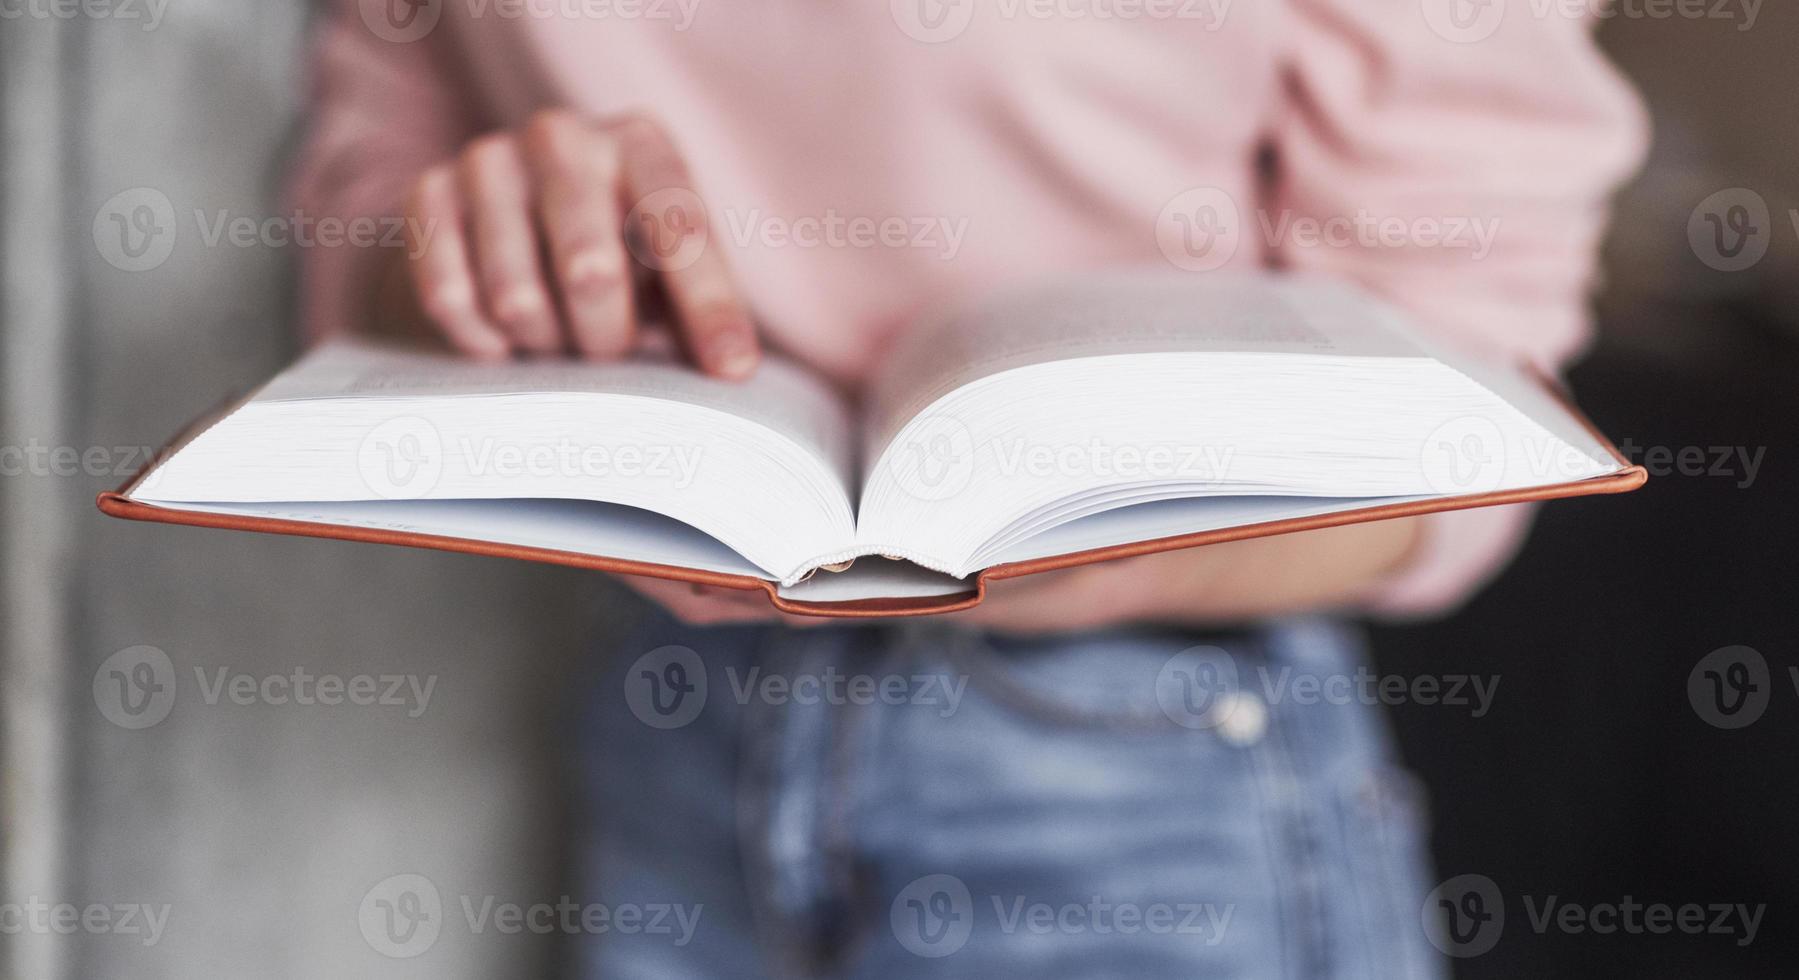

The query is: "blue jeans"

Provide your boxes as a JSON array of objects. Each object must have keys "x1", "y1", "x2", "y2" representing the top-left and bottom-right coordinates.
[{"x1": 575, "y1": 612, "x2": 1445, "y2": 979}]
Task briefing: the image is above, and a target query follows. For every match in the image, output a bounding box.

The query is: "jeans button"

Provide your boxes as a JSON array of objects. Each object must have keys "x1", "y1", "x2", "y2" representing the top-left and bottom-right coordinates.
[{"x1": 1213, "y1": 691, "x2": 1268, "y2": 747}]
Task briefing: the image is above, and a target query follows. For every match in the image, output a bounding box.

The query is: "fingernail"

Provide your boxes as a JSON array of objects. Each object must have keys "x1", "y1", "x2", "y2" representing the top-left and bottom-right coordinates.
[{"x1": 711, "y1": 325, "x2": 760, "y2": 379}]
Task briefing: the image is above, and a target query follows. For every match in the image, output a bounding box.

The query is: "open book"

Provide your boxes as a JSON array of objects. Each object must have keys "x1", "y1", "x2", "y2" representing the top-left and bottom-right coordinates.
[{"x1": 101, "y1": 272, "x2": 1644, "y2": 616}]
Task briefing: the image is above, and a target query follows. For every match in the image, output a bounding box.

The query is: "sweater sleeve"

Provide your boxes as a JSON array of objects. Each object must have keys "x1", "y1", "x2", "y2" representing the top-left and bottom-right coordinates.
[
  {"x1": 1272, "y1": 0, "x2": 1649, "y2": 617},
  {"x1": 286, "y1": 1, "x2": 476, "y2": 343}
]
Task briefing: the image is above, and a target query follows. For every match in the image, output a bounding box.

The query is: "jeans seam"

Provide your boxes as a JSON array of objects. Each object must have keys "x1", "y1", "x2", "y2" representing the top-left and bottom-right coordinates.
[
  {"x1": 1250, "y1": 670, "x2": 1334, "y2": 980},
  {"x1": 815, "y1": 630, "x2": 889, "y2": 975},
  {"x1": 735, "y1": 628, "x2": 823, "y2": 980}
]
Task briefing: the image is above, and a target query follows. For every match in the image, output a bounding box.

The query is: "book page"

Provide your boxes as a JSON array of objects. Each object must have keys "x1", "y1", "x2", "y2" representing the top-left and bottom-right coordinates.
[
  {"x1": 862, "y1": 270, "x2": 1430, "y2": 465},
  {"x1": 157, "y1": 498, "x2": 773, "y2": 579},
  {"x1": 257, "y1": 335, "x2": 857, "y2": 482}
]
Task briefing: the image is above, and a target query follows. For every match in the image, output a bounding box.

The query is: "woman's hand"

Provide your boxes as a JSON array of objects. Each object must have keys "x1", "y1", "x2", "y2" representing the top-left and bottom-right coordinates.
[
  {"x1": 370, "y1": 110, "x2": 766, "y2": 621},
  {"x1": 377, "y1": 110, "x2": 760, "y2": 378},
  {"x1": 947, "y1": 517, "x2": 1423, "y2": 635},
  {"x1": 623, "y1": 578, "x2": 828, "y2": 629},
  {"x1": 619, "y1": 517, "x2": 1422, "y2": 631}
]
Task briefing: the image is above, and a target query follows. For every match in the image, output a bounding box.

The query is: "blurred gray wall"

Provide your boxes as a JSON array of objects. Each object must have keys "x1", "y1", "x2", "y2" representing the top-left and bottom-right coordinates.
[{"x1": 2, "y1": 4, "x2": 615, "y2": 977}]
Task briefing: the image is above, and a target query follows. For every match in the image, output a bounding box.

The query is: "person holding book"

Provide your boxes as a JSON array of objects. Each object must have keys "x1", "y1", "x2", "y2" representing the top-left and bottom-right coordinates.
[{"x1": 284, "y1": 2, "x2": 1646, "y2": 975}]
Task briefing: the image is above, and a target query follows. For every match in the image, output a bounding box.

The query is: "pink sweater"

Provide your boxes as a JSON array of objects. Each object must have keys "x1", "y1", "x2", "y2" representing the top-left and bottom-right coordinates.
[{"x1": 291, "y1": 0, "x2": 1648, "y2": 616}]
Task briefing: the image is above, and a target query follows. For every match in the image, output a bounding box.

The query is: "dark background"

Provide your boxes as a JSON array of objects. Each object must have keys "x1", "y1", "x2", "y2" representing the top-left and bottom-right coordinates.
[
  {"x1": 1372, "y1": 7, "x2": 1799, "y2": 975},
  {"x1": 1374, "y1": 329, "x2": 1798, "y2": 979}
]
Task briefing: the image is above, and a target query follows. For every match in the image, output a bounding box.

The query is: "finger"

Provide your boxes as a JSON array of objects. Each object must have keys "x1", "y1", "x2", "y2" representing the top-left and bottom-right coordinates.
[
  {"x1": 459, "y1": 134, "x2": 562, "y2": 354},
  {"x1": 404, "y1": 165, "x2": 509, "y2": 358},
  {"x1": 524, "y1": 111, "x2": 636, "y2": 359},
  {"x1": 623, "y1": 578, "x2": 781, "y2": 626},
  {"x1": 950, "y1": 566, "x2": 1143, "y2": 635},
  {"x1": 613, "y1": 117, "x2": 760, "y2": 379}
]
